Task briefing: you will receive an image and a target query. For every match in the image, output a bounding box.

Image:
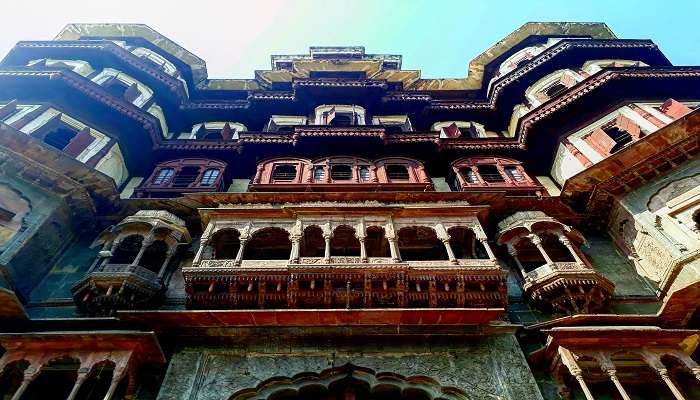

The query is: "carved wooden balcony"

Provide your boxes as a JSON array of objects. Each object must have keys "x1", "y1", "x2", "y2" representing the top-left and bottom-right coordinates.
[
  {"x1": 72, "y1": 210, "x2": 190, "y2": 316},
  {"x1": 183, "y1": 257, "x2": 506, "y2": 310},
  {"x1": 497, "y1": 211, "x2": 615, "y2": 314}
]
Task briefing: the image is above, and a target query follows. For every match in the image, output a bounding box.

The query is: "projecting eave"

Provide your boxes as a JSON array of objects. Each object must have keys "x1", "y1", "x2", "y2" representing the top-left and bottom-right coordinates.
[{"x1": 54, "y1": 23, "x2": 207, "y2": 87}]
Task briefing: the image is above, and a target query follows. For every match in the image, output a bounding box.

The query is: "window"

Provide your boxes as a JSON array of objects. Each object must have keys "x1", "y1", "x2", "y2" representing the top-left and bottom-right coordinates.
[
  {"x1": 477, "y1": 165, "x2": 505, "y2": 183},
  {"x1": 504, "y1": 166, "x2": 524, "y2": 182},
  {"x1": 330, "y1": 114, "x2": 354, "y2": 127},
  {"x1": 103, "y1": 78, "x2": 140, "y2": 103},
  {"x1": 152, "y1": 168, "x2": 174, "y2": 185},
  {"x1": 43, "y1": 127, "x2": 77, "y2": 150},
  {"x1": 272, "y1": 165, "x2": 297, "y2": 181},
  {"x1": 330, "y1": 165, "x2": 352, "y2": 180},
  {"x1": 359, "y1": 166, "x2": 370, "y2": 182},
  {"x1": 386, "y1": 165, "x2": 409, "y2": 180},
  {"x1": 459, "y1": 168, "x2": 478, "y2": 184},
  {"x1": 313, "y1": 166, "x2": 325, "y2": 182},
  {"x1": 200, "y1": 169, "x2": 220, "y2": 186},
  {"x1": 545, "y1": 83, "x2": 568, "y2": 99},
  {"x1": 171, "y1": 166, "x2": 200, "y2": 188},
  {"x1": 605, "y1": 127, "x2": 633, "y2": 153}
]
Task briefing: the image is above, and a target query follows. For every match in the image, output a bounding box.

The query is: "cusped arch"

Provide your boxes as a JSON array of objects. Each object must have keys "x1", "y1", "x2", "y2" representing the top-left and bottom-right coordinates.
[{"x1": 229, "y1": 364, "x2": 468, "y2": 400}]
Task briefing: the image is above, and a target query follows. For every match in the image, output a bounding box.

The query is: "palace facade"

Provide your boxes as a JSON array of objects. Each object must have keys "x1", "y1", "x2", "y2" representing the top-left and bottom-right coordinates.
[{"x1": 0, "y1": 22, "x2": 699, "y2": 399}]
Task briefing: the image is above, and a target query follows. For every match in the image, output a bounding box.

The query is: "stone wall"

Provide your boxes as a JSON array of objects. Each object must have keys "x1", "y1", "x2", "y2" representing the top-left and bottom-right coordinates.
[{"x1": 157, "y1": 332, "x2": 543, "y2": 400}]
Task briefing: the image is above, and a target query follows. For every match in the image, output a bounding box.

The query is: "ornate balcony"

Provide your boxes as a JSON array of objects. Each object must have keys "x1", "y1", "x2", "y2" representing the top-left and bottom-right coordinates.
[
  {"x1": 72, "y1": 210, "x2": 190, "y2": 316},
  {"x1": 448, "y1": 156, "x2": 544, "y2": 196},
  {"x1": 184, "y1": 211, "x2": 506, "y2": 310},
  {"x1": 497, "y1": 211, "x2": 614, "y2": 314}
]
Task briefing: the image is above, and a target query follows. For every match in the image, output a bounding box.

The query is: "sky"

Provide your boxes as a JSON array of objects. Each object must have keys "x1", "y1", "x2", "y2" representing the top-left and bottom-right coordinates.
[{"x1": 1, "y1": 0, "x2": 699, "y2": 79}]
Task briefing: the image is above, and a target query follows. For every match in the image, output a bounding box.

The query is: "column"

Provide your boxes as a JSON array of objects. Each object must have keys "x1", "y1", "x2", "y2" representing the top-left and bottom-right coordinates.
[
  {"x1": 558, "y1": 234, "x2": 585, "y2": 266},
  {"x1": 388, "y1": 238, "x2": 401, "y2": 263},
  {"x1": 478, "y1": 237, "x2": 497, "y2": 261},
  {"x1": 442, "y1": 238, "x2": 457, "y2": 264},
  {"x1": 157, "y1": 246, "x2": 177, "y2": 279},
  {"x1": 656, "y1": 368, "x2": 686, "y2": 400},
  {"x1": 528, "y1": 233, "x2": 554, "y2": 265},
  {"x1": 559, "y1": 347, "x2": 595, "y2": 400},
  {"x1": 66, "y1": 369, "x2": 89, "y2": 400},
  {"x1": 132, "y1": 236, "x2": 153, "y2": 266},
  {"x1": 507, "y1": 244, "x2": 528, "y2": 279},
  {"x1": 358, "y1": 237, "x2": 367, "y2": 262},
  {"x1": 11, "y1": 373, "x2": 37, "y2": 400},
  {"x1": 289, "y1": 235, "x2": 301, "y2": 263},
  {"x1": 234, "y1": 238, "x2": 248, "y2": 266},
  {"x1": 192, "y1": 237, "x2": 209, "y2": 267},
  {"x1": 599, "y1": 357, "x2": 631, "y2": 400},
  {"x1": 323, "y1": 234, "x2": 331, "y2": 263}
]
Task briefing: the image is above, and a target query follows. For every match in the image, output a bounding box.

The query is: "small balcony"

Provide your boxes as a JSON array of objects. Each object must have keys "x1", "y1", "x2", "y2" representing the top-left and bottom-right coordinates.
[{"x1": 497, "y1": 211, "x2": 614, "y2": 314}]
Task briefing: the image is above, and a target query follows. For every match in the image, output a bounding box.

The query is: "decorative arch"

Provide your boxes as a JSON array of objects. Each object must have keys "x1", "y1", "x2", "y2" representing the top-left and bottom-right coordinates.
[
  {"x1": 210, "y1": 228, "x2": 241, "y2": 260},
  {"x1": 330, "y1": 225, "x2": 361, "y2": 257},
  {"x1": 524, "y1": 69, "x2": 583, "y2": 107},
  {"x1": 91, "y1": 68, "x2": 154, "y2": 108},
  {"x1": 397, "y1": 226, "x2": 448, "y2": 261},
  {"x1": 243, "y1": 227, "x2": 292, "y2": 260},
  {"x1": 229, "y1": 364, "x2": 468, "y2": 400}
]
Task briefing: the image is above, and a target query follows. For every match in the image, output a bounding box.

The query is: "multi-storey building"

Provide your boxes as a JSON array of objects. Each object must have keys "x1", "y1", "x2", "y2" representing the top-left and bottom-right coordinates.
[{"x1": 0, "y1": 22, "x2": 698, "y2": 399}]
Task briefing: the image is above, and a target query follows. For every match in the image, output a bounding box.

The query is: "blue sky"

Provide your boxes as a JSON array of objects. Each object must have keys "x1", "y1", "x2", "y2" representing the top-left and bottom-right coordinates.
[{"x1": 1, "y1": 0, "x2": 699, "y2": 78}]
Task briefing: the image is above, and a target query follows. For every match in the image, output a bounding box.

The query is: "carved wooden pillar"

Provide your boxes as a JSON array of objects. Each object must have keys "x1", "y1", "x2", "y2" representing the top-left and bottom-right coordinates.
[
  {"x1": 435, "y1": 224, "x2": 457, "y2": 264},
  {"x1": 656, "y1": 368, "x2": 686, "y2": 400},
  {"x1": 528, "y1": 233, "x2": 554, "y2": 265},
  {"x1": 599, "y1": 355, "x2": 631, "y2": 400},
  {"x1": 507, "y1": 244, "x2": 528, "y2": 279},
  {"x1": 471, "y1": 166, "x2": 486, "y2": 186},
  {"x1": 644, "y1": 353, "x2": 686, "y2": 400},
  {"x1": 11, "y1": 369, "x2": 39, "y2": 400},
  {"x1": 235, "y1": 238, "x2": 248, "y2": 266},
  {"x1": 66, "y1": 368, "x2": 90, "y2": 400},
  {"x1": 558, "y1": 234, "x2": 585, "y2": 266},
  {"x1": 358, "y1": 237, "x2": 367, "y2": 262},
  {"x1": 478, "y1": 237, "x2": 496, "y2": 261},
  {"x1": 132, "y1": 235, "x2": 154, "y2": 267},
  {"x1": 253, "y1": 164, "x2": 264, "y2": 184},
  {"x1": 193, "y1": 238, "x2": 209, "y2": 267},
  {"x1": 158, "y1": 246, "x2": 177, "y2": 279},
  {"x1": 289, "y1": 235, "x2": 301, "y2": 263},
  {"x1": 387, "y1": 239, "x2": 400, "y2": 263},
  {"x1": 559, "y1": 347, "x2": 595, "y2": 400},
  {"x1": 323, "y1": 234, "x2": 332, "y2": 263}
]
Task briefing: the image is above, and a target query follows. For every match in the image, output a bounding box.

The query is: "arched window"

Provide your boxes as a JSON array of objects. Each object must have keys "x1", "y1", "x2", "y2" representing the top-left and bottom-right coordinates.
[
  {"x1": 366, "y1": 226, "x2": 390, "y2": 257},
  {"x1": 200, "y1": 169, "x2": 220, "y2": 186},
  {"x1": 359, "y1": 166, "x2": 370, "y2": 182},
  {"x1": 300, "y1": 226, "x2": 325, "y2": 257},
  {"x1": 210, "y1": 229, "x2": 240, "y2": 260},
  {"x1": 139, "y1": 240, "x2": 169, "y2": 273},
  {"x1": 398, "y1": 226, "x2": 448, "y2": 261},
  {"x1": 386, "y1": 165, "x2": 409, "y2": 181},
  {"x1": 152, "y1": 168, "x2": 174, "y2": 185},
  {"x1": 243, "y1": 228, "x2": 291, "y2": 260},
  {"x1": 330, "y1": 164, "x2": 352, "y2": 180},
  {"x1": 313, "y1": 166, "x2": 325, "y2": 182},
  {"x1": 448, "y1": 227, "x2": 488, "y2": 259},
  {"x1": 330, "y1": 226, "x2": 361, "y2": 256},
  {"x1": 110, "y1": 235, "x2": 144, "y2": 264},
  {"x1": 272, "y1": 165, "x2": 298, "y2": 181},
  {"x1": 23, "y1": 357, "x2": 81, "y2": 400}
]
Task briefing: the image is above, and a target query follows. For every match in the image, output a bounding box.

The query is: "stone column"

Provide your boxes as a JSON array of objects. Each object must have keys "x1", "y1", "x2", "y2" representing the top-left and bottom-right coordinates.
[
  {"x1": 559, "y1": 347, "x2": 595, "y2": 400},
  {"x1": 387, "y1": 238, "x2": 400, "y2": 263},
  {"x1": 528, "y1": 233, "x2": 554, "y2": 265},
  {"x1": 323, "y1": 234, "x2": 332, "y2": 263},
  {"x1": 158, "y1": 246, "x2": 177, "y2": 279},
  {"x1": 358, "y1": 237, "x2": 367, "y2": 262},
  {"x1": 234, "y1": 238, "x2": 248, "y2": 266},
  {"x1": 558, "y1": 234, "x2": 585, "y2": 266},
  {"x1": 507, "y1": 244, "x2": 528, "y2": 279},
  {"x1": 435, "y1": 224, "x2": 457, "y2": 264},
  {"x1": 66, "y1": 369, "x2": 89, "y2": 400},
  {"x1": 478, "y1": 237, "x2": 497, "y2": 261},
  {"x1": 289, "y1": 235, "x2": 301, "y2": 263},
  {"x1": 132, "y1": 236, "x2": 154, "y2": 267}
]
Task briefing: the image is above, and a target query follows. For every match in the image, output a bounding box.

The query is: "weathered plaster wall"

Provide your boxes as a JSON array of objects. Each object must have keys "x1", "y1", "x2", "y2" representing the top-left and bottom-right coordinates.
[
  {"x1": 0, "y1": 174, "x2": 73, "y2": 302},
  {"x1": 610, "y1": 158, "x2": 700, "y2": 295},
  {"x1": 157, "y1": 333, "x2": 544, "y2": 400}
]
